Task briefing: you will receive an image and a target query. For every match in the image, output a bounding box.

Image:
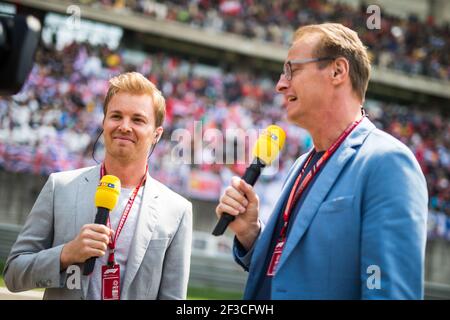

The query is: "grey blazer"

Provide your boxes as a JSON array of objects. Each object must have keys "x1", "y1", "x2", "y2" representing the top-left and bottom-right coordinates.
[{"x1": 3, "y1": 165, "x2": 193, "y2": 300}]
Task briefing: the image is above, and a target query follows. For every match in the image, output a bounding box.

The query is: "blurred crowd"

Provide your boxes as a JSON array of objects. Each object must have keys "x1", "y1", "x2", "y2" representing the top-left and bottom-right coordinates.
[
  {"x1": 0, "y1": 40, "x2": 449, "y2": 240},
  {"x1": 76, "y1": 0, "x2": 450, "y2": 81}
]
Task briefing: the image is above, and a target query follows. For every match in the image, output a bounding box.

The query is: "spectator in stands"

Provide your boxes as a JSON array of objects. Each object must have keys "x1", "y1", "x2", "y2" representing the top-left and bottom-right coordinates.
[
  {"x1": 3, "y1": 72, "x2": 193, "y2": 300},
  {"x1": 216, "y1": 23, "x2": 428, "y2": 299},
  {"x1": 0, "y1": 40, "x2": 448, "y2": 238},
  {"x1": 78, "y1": 0, "x2": 450, "y2": 80}
]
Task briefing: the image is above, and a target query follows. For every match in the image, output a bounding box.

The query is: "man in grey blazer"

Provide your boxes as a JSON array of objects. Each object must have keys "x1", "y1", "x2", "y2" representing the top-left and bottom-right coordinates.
[{"x1": 3, "y1": 72, "x2": 193, "y2": 300}]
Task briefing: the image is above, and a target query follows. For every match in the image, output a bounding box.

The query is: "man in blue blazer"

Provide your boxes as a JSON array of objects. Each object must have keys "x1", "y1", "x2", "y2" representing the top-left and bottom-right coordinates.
[{"x1": 216, "y1": 23, "x2": 428, "y2": 299}]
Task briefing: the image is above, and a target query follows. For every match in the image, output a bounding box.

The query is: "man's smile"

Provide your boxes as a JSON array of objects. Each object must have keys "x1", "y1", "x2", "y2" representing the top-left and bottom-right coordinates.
[{"x1": 113, "y1": 136, "x2": 135, "y2": 143}]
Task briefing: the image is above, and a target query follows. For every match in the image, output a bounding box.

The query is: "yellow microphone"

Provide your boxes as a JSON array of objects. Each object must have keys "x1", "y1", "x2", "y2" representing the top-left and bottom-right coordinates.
[
  {"x1": 95, "y1": 175, "x2": 121, "y2": 210},
  {"x1": 83, "y1": 175, "x2": 121, "y2": 275},
  {"x1": 212, "y1": 125, "x2": 286, "y2": 236}
]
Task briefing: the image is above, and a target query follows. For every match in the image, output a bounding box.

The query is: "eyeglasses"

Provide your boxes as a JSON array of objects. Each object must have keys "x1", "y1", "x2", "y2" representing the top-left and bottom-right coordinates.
[{"x1": 282, "y1": 57, "x2": 335, "y2": 81}]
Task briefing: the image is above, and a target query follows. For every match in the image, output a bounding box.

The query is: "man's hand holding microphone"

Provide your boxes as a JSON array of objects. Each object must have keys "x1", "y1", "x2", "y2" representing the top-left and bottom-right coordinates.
[
  {"x1": 213, "y1": 125, "x2": 286, "y2": 250},
  {"x1": 60, "y1": 175, "x2": 121, "y2": 273},
  {"x1": 216, "y1": 176, "x2": 261, "y2": 251},
  {"x1": 60, "y1": 224, "x2": 113, "y2": 271}
]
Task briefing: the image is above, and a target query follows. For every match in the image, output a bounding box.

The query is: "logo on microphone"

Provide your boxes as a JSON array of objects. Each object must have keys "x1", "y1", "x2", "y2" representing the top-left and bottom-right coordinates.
[
  {"x1": 261, "y1": 129, "x2": 278, "y2": 141},
  {"x1": 98, "y1": 182, "x2": 116, "y2": 189}
]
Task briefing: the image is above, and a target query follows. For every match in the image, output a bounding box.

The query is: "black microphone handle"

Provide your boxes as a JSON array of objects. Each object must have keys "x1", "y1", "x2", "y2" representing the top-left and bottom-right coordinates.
[
  {"x1": 83, "y1": 207, "x2": 110, "y2": 275},
  {"x1": 212, "y1": 159, "x2": 265, "y2": 236},
  {"x1": 242, "y1": 159, "x2": 265, "y2": 186}
]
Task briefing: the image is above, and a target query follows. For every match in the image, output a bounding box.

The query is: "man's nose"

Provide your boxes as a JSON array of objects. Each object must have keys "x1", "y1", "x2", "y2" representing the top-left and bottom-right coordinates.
[
  {"x1": 118, "y1": 118, "x2": 132, "y2": 132},
  {"x1": 276, "y1": 74, "x2": 289, "y2": 93}
]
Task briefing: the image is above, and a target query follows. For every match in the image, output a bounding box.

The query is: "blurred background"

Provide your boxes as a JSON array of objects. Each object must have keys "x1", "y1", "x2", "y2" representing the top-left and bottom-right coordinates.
[{"x1": 0, "y1": 0, "x2": 449, "y2": 299}]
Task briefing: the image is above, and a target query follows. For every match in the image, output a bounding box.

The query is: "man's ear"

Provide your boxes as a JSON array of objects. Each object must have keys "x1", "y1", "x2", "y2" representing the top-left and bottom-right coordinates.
[
  {"x1": 154, "y1": 126, "x2": 164, "y2": 144},
  {"x1": 331, "y1": 57, "x2": 349, "y2": 82}
]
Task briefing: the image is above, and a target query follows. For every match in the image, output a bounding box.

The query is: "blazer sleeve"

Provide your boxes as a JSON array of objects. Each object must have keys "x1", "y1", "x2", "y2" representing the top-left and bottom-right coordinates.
[
  {"x1": 360, "y1": 148, "x2": 428, "y2": 299},
  {"x1": 3, "y1": 173, "x2": 68, "y2": 292},
  {"x1": 233, "y1": 221, "x2": 263, "y2": 272},
  {"x1": 157, "y1": 201, "x2": 193, "y2": 300}
]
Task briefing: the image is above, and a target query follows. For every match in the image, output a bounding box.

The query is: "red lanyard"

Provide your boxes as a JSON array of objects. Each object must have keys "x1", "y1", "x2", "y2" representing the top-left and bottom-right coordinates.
[
  {"x1": 279, "y1": 117, "x2": 364, "y2": 240},
  {"x1": 100, "y1": 163, "x2": 147, "y2": 266}
]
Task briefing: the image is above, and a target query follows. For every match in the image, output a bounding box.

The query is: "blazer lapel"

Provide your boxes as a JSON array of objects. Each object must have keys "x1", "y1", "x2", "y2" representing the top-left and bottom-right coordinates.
[
  {"x1": 276, "y1": 117, "x2": 376, "y2": 273},
  {"x1": 73, "y1": 165, "x2": 101, "y2": 299},
  {"x1": 75, "y1": 166, "x2": 100, "y2": 233},
  {"x1": 121, "y1": 174, "x2": 162, "y2": 296}
]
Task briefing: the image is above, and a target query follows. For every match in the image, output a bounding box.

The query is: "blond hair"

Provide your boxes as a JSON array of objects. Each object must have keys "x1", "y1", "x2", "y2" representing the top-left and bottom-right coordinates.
[
  {"x1": 103, "y1": 72, "x2": 166, "y2": 127},
  {"x1": 294, "y1": 23, "x2": 371, "y2": 101}
]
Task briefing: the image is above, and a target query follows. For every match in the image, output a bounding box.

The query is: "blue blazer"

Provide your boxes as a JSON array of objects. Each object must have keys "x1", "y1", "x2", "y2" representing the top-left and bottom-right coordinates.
[{"x1": 234, "y1": 117, "x2": 428, "y2": 299}]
